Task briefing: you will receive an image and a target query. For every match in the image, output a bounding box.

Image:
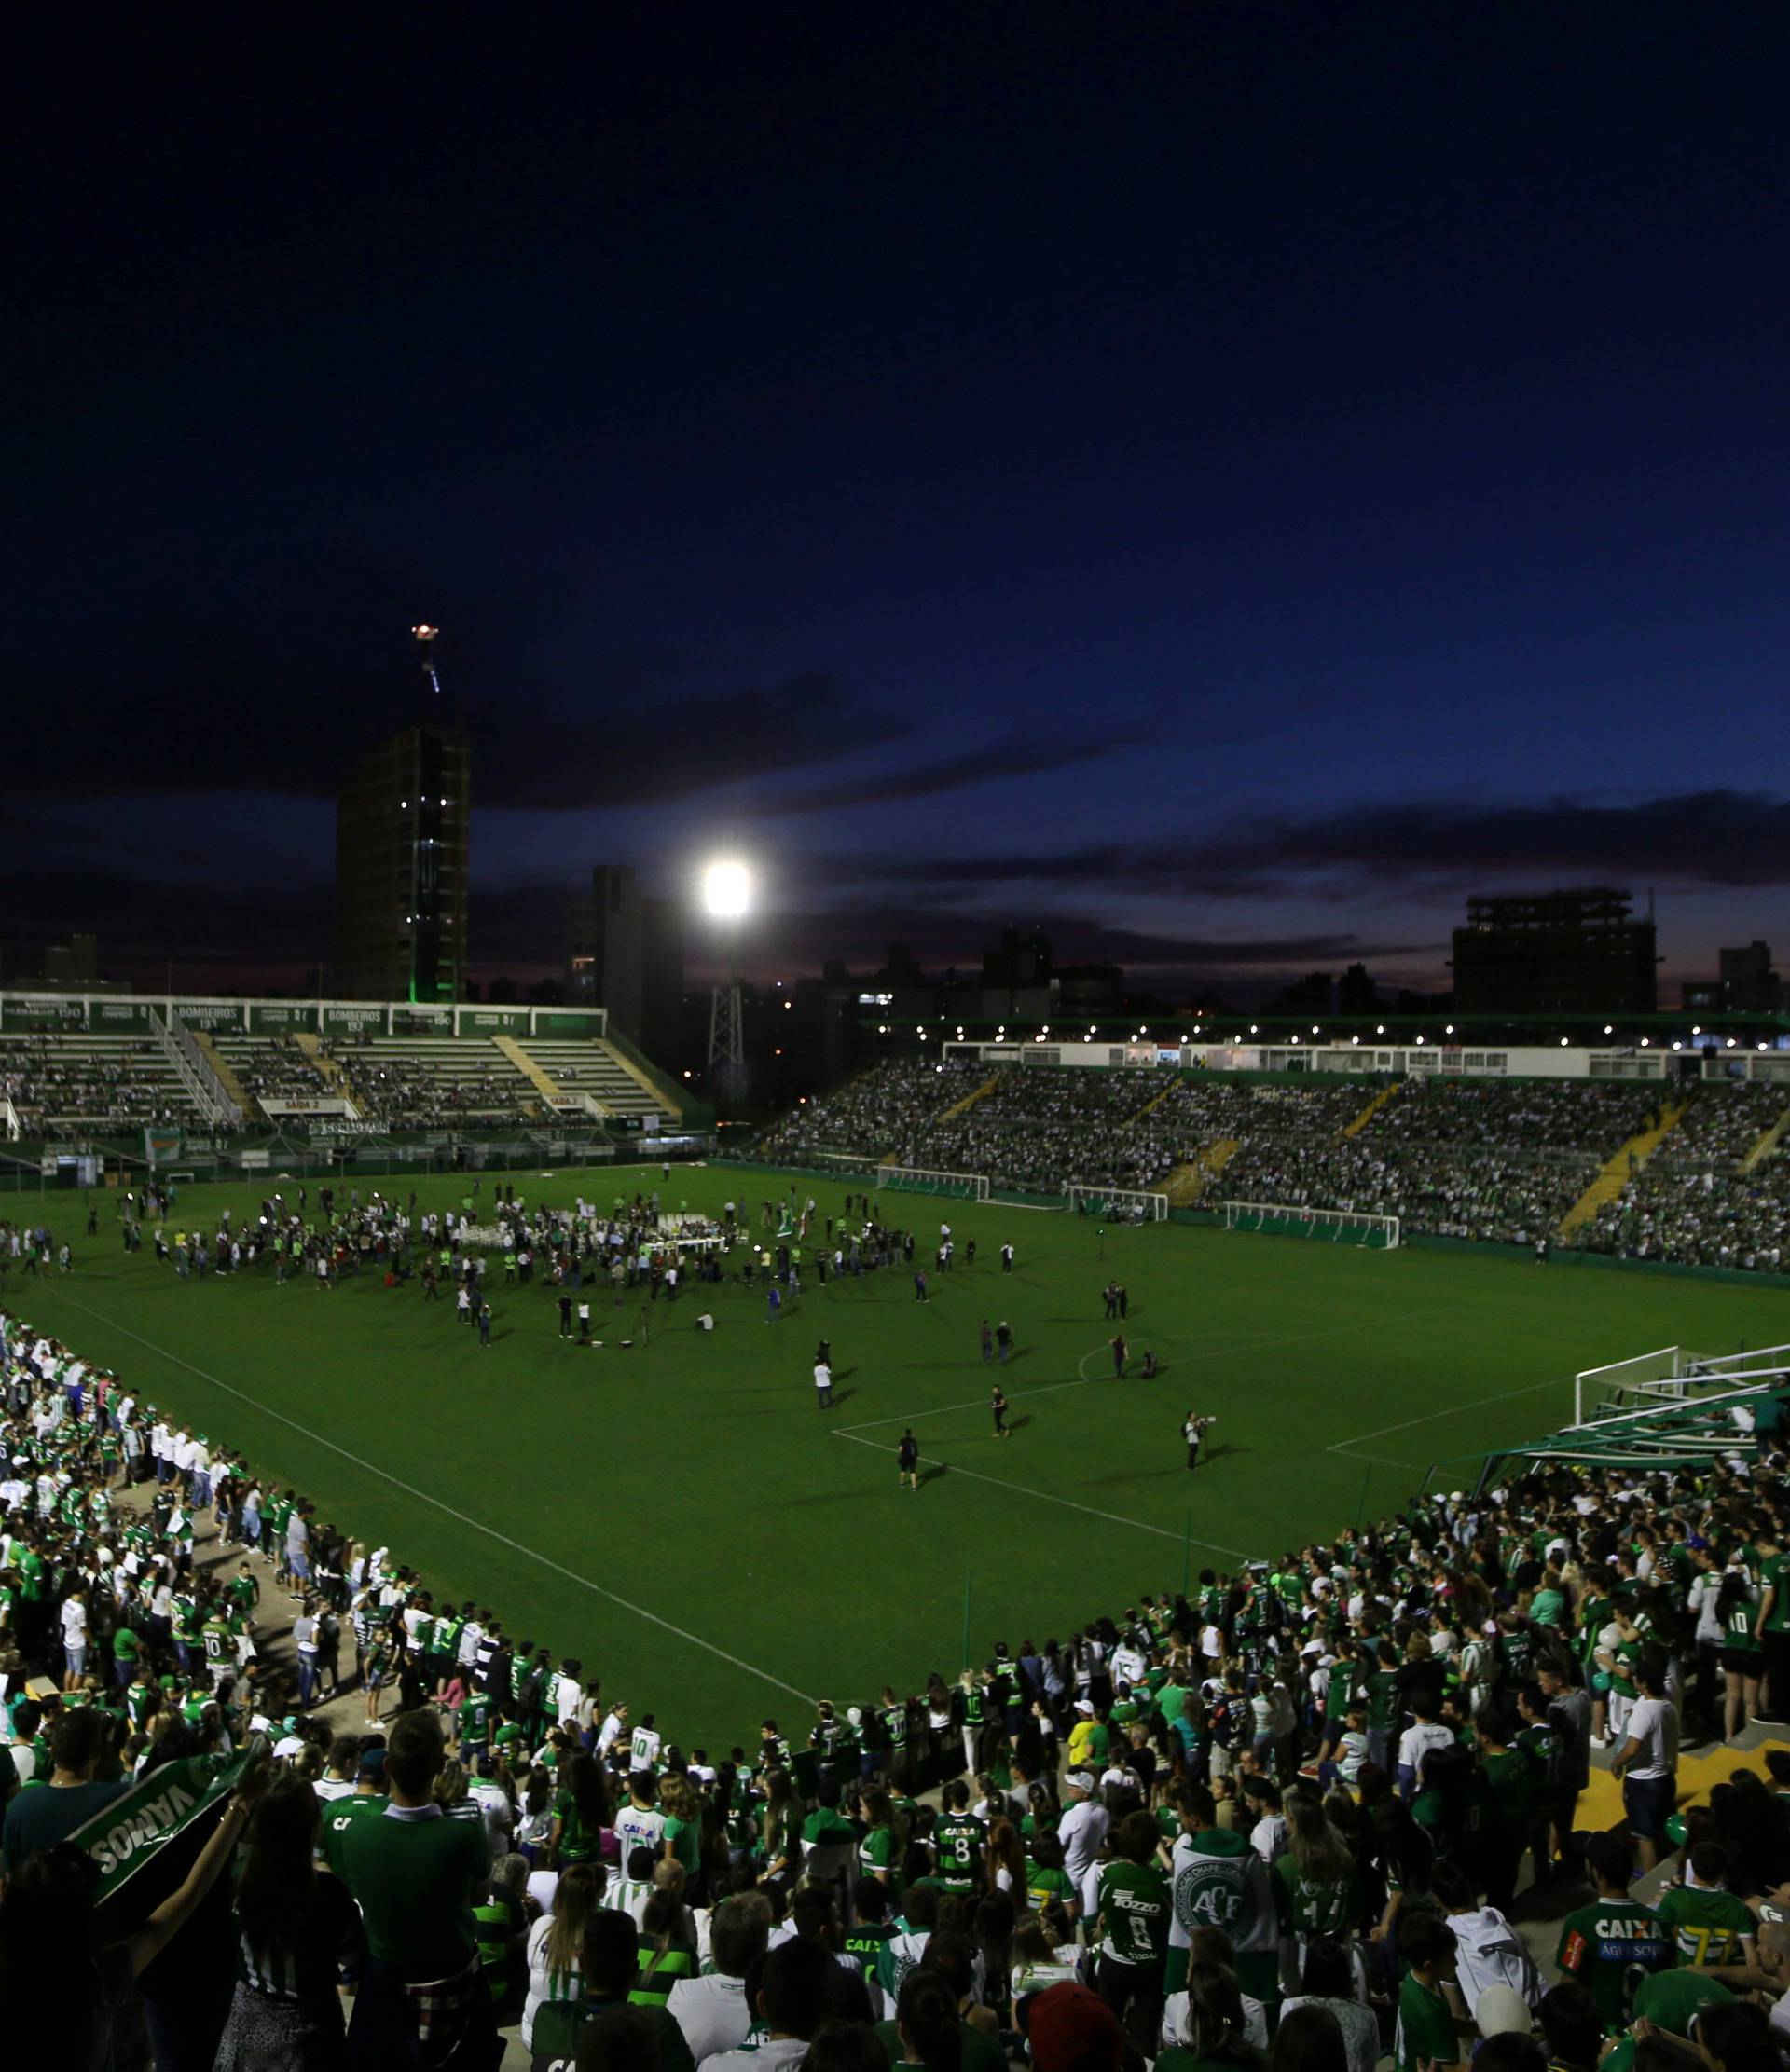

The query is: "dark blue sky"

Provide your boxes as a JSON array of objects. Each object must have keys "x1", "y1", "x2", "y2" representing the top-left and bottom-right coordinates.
[{"x1": 9, "y1": 5, "x2": 1790, "y2": 1001}]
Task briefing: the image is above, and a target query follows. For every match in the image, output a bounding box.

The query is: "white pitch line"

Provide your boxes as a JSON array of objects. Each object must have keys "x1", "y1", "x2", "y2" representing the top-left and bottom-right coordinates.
[
  {"x1": 838, "y1": 1306, "x2": 1464, "y2": 1435},
  {"x1": 59, "y1": 1297, "x2": 819, "y2": 1707},
  {"x1": 833, "y1": 1430, "x2": 1248, "y2": 1559},
  {"x1": 1328, "y1": 1372, "x2": 1565, "y2": 1449}
]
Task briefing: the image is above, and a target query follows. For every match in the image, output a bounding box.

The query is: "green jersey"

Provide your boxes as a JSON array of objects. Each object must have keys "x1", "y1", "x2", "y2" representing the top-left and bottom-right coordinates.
[
  {"x1": 860, "y1": 1824, "x2": 900, "y2": 1878},
  {"x1": 1396, "y1": 1974, "x2": 1458, "y2": 2072},
  {"x1": 336, "y1": 1801, "x2": 491, "y2": 1977},
  {"x1": 1656, "y1": 1885, "x2": 1755, "y2": 1967},
  {"x1": 1273, "y1": 1856, "x2": 1358, "y2": 1940},
  {"x1": 1098, "y1": 1859, "x2": 1171, "y2": 1974},
  {"x1": 933, "y1": 1811, "x2": 986, "y2": 1889},
  {"x1": 1556, "y1": 1898, "x2": 1675, "y2": 2029}
]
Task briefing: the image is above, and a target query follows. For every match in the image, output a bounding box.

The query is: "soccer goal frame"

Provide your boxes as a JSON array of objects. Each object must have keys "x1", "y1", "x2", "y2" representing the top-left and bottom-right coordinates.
[
  {"x1": 1067, "y1": 1185, "x2": 1168, "y2": 1222},
  {"x1": 1220, "y1": 1200, "x2": 1400, "y2": 1249},
  {"x1": 878, "y1": 1165, "x2": 991, "y2": 1201},
  {"x1": 1573, "y1": 1342, "x2": 1790, "y2": 1427}
]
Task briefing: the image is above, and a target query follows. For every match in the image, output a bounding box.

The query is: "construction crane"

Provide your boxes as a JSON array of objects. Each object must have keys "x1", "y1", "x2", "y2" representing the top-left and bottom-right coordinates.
[{"x1": 411, "y1": 624, "x2": 443, "y2": 698}]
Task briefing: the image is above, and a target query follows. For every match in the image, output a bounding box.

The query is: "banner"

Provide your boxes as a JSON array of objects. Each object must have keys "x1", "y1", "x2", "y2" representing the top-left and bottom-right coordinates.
[
  {"x1": 259, "y1": 1098, "x2": 356, "y2": 1118},
  {"x1": 322, "y1": 1005, "x2": 388, "y2": 1036},
  {"x1": 172, "y1": 1000, "x2": 247, "y2": 1031},
  {"x1": 144, "y1": 1128, "x2": 184, "y2": 1169},
  {"x1": 249, "y1": 1003, "x2": 319, "y2": 1034},
  {"x1": 69, "y1": 1737, "x2": 262, "y2": 1903},
  {"x1": 2, "y1": 996, "x2": 84, "y2": 1031},
  {"x1": 91, "y1": 1001, "x2": 152, "y2": 1032}
]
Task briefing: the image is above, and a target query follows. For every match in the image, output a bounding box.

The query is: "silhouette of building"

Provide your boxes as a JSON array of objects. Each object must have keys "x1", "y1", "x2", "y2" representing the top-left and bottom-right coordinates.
[
  {"x1": 566, "y1": 865, "x2": 684, "y2": 1058},
  {"x1": 1451, "y1": 887, "x2": 1657, "y2": 1013},
  {"x1": 335, "y1": 723, "x2": 472, "y2": 1001}
]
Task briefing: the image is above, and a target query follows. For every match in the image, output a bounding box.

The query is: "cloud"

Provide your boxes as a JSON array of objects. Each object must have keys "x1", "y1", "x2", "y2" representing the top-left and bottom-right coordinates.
[
  {"x1": 806, "y1": 789, "x2": 1790, "y2": 900},
  {"x1": 4, "y1": 630, "x2": 905, "y2": 812},
  {"x1": 765, "y1": 728, "x2": 1140, "y2": 815}
]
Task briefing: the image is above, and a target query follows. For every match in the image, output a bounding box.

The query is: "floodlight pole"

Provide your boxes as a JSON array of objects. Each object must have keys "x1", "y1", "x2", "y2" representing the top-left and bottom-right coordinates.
[{"x1": 707, "y1": 918, "x2": 746, "y2": 1091}]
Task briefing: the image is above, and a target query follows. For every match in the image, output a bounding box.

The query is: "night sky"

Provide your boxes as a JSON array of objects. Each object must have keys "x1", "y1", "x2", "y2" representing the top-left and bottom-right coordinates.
[{"x1": 9, "y1": 7, "x2": 1790, "y2": 1004}]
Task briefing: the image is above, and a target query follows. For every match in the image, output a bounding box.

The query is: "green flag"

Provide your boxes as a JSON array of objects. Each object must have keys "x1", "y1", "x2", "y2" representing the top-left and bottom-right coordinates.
[{"x1": 68, "y1": 1736, "x2": 262, "y2": 1902}]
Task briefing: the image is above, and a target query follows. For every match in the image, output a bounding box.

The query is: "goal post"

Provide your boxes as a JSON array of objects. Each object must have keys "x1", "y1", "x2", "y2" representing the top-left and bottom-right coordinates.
[
  {"x1": 1220, "y1": 1200, "x2": 1400, "y2": 1250},
  {"x1": 1572, "y1": 1346, "x2": 1687, "y2": 1426},
  {"x1": 878, "y1": 1164, "x2": 991, "y2": 1201},
  {"x1": 1573, "y1": 1342, "x2": 1790, "y2": 1427},
  {"x1": 1067, "y1": 1184, "x2": 1168, "y2": 1222}
]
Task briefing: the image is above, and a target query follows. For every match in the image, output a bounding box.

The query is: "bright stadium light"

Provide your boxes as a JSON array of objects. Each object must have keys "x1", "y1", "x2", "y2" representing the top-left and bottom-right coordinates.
[
  {"x1": 703, "y1": 858, "x2": 751, "y2": 917},
  {"x1": 703, "y1": 857, "x2": 751, "y2": 1091}
]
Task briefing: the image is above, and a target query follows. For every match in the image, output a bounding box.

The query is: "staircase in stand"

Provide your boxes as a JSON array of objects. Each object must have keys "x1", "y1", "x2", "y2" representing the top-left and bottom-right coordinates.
[
  {"x1": 192, "y1": 1030, "x2": 250, "y2": 1115},
  {"x1": 498, "y1": 1035, "x2": 567, "y2": 1105},
  {"x1": 1342, "y1": 1084, "x2": 1398, "y2": 1137},
  {"x1": 1740, "y1": 1098, "x2": 1790, "y2": 1174},
  {"x1": 937, "y1": 1073, "x2": 1000, "y2": 1122},
  {"x1": 1557, "y1": 1100, "x2": 1689, "y2": 1237},
  {"x1": 1163, "y1": 1138, "x2": 1241, "y2": 1206},
  {"x1": 294, "y1": 1031, "x2": 346, "y2": 1089}
]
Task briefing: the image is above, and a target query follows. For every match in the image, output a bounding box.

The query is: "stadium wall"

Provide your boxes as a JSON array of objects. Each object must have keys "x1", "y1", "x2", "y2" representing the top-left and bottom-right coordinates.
[
  {"x1": 0, "y1": 991, "x2": 610, "y2": 1040},
  {"x1": 941, "y1": 1036, "x2": 1790, "y2": 1084}
]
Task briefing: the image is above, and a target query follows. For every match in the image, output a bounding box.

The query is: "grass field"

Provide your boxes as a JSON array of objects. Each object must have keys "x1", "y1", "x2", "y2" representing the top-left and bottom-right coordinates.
[{"x1": 7, "y1": 1163, "x2": 1787, "y2": 1750}]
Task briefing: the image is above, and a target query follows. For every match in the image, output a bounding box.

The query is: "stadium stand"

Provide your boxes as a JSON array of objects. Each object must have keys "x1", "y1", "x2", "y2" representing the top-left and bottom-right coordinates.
[
  {"x1": 4, "y1": 1245, "x2": 1787, "y2": 2065},
  {"x1": 1575, "y1": 1081, "x2": 1790, "y2": 1272},
  {"x1": 755, "y1": 1063, "x2": 1790, "y2": 1272},
  {"x1": 0, "y1": 1034, "x2": 196, "y2": 1133}
]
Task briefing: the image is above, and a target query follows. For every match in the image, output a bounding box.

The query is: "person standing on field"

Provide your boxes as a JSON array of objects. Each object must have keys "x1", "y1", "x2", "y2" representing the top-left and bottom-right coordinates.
[
  {"x1": 814, "y1": 1358, "x2": 833, "y2": 1409},
  {"x1": 898, "y1": 1431, "x2": 919, "y2": 1490},
  {"x1": 1183, "y1": 1411, "x2": 1216, "y2": 1472}
]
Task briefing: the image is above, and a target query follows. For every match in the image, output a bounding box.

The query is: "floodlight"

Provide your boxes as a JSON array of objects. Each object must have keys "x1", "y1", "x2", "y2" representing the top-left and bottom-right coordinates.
[{"x1": 703, "y1": 859, "x2": 751, "y2": 918}]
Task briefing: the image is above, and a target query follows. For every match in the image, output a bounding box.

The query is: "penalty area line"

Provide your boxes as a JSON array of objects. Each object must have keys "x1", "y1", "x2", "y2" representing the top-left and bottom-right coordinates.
[
  {"x1": 1327, "y1": 1372, "x2": 1565, "y2": 1450},
  {"x1": 56, "y1": 1297, "x2": 819, "y2": 1708},
  {"x1": 832, "y1": 1430, "x2": 1247, "y2": 1560}
]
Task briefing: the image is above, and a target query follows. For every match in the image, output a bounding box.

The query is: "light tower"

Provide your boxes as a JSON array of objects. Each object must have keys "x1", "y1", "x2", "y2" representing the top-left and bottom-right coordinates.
[
  {"x1": 704, "y1": 858, "x2": 750, "y2": 1093},
  {"x1": 411, "y1": 624, "x2": 443, "y2": 699}
]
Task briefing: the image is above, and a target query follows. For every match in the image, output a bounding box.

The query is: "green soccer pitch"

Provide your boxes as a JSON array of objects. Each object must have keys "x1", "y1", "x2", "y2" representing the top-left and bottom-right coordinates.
[{"x1": 8, "y1": 1163, "x2": 1787, "y2": 1750}]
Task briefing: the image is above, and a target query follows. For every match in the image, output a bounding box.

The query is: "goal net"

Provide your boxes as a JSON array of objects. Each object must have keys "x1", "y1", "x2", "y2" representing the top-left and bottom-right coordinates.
[
  {"x1": 1220, "y1": 1200, "x2": 1400, "y2": 1249},
  {"x1": 878, "y1": 1164, "x2": 991, "y2": 1201},
  {"x1": 798, "y1": 1147, "x2": 891, "y2": 1182},
  {"x1": 1068, "y1": 1185, "x2": 1168, "y2": 1223}
]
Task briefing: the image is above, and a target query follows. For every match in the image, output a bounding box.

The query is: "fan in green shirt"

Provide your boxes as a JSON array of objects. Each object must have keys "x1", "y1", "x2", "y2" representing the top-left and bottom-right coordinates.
[
  {"x1": 1097, "y1": 1812, "x2": 1172, "y2": 1981},
  {"x1": 1394, "y1": 1914, "x2": 1467, "y2": 2072},
  {"x1": 1554, "y1": 1836, "x2": 1675, "y2": 2031},
  {"x1": 1655, "y1": 1847, "x2": 1756, "y2": 1968},
  {"x1": 336, "y1": 1712, "x2": 490, "y2": 1979},
  {"x1": 932, "y1": 1782, "x2": 987, "y2": 1895}
]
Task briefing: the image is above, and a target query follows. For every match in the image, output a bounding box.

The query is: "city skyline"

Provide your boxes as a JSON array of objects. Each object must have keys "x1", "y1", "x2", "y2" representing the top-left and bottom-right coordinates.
[{"x1": 8, "y1": 8, "x2": 1790, "y2": 1004}]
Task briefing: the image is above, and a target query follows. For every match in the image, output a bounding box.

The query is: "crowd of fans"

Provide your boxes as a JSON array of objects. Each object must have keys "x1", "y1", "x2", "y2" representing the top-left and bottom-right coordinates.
[
  {"x1": 216, "y1": 1036, "x2": 337, "y2": 1105},
  {"x1": 5, "y1": 1269, "x2": 1790, "y2": 2069},
  {"x1": 329, "y1": 1044, "x2": 540, "y2": 1132},
  {"x1": 1576, "y1": 1085, "x2": 1790, "y2": 1274},
  {"x1": 0, "y1": 1036, "x2": 187, "y2": 1134},
  {"x1": 759, "y1": 1063, "x2": 1790, "y2": 1272}
]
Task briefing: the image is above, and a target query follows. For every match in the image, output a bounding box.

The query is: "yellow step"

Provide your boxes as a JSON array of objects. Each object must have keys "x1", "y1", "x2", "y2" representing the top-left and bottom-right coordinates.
[
  {"x1": 1740, "y1": 1097, "x2": 1790, "y2": 1174},
  {"x1": 1164, "y1": 1138, "x2": 1240, "y2": 1206},
  {"x1": 294, "y1": 1030, "x2": 345, "y2": 1089},
  {"x1": 1130, "y1": 1077, "x2": 1184, "y2": 1122},
  {"x1": 1557, "y1": 1100, "x2": 1689, "y2": 1237},
  {"x1": 497, "y1": 1034, "x2": 565, "y2": 1105},
  {"x1": 937, "y1": 1072, "x2": 1000, "y2": 1122},
  {"x1": 190, "y1": 1029, "x2": 250, "y2": 1113},
  {"x1": 1342, "y1": 1084, "x2": 1398, "y2": 1138}
]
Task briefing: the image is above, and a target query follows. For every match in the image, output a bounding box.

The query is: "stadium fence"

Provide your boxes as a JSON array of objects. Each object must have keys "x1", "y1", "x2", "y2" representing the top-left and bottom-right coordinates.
[{"x1": 879, "y1": 1164, "x2": 991, "y2": 1201}]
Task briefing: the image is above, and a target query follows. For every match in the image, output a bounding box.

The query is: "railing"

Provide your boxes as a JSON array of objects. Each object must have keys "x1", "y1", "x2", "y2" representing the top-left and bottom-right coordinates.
[{"x1": 148, "y1": 1008, "x2": 241, "y2": 1128}]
